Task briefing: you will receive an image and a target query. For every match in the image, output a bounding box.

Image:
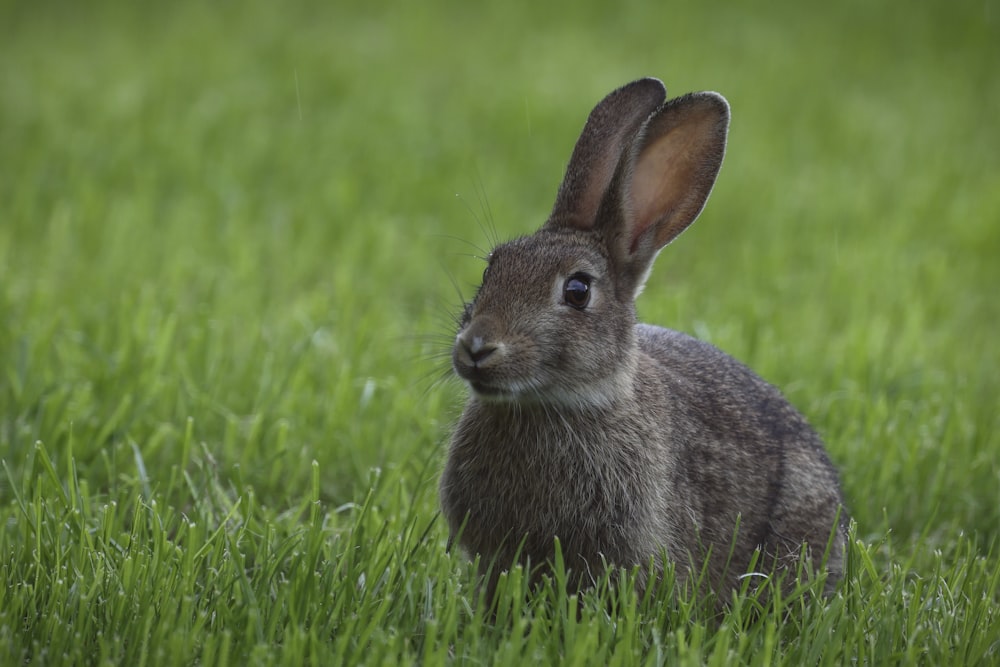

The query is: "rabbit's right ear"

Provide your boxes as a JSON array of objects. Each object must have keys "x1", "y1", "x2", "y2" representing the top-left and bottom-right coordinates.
[
  {"x1": 547, "y1": 78, "x2": 666, "y2": 231},
  {"x1": 602, "y1": 92, "x2": 730, "y2": 295},
  {"x1": 618, "y1": 92, "x2": 729, "y2": 261}
]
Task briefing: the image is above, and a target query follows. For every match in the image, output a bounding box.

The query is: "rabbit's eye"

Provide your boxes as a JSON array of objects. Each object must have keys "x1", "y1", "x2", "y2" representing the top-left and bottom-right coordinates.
[{"x1": 563, "y1": 274, "x2": 591, "y2": 310}]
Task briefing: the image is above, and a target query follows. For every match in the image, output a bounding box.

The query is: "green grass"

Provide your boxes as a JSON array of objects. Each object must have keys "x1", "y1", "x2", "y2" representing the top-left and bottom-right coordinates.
[{"x1": 2, "y1": 0, "x2": 998, "y2": 664}]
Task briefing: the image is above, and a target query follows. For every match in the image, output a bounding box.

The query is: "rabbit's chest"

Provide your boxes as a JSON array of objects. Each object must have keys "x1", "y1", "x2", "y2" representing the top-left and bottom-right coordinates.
[{"x1": 447, "y1": 411, "x2": 652, "y2": 535}]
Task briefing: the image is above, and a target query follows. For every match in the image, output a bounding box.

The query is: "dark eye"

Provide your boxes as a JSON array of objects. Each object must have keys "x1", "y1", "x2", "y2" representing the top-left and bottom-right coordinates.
[{"x1": 563, "y1": 273, "x2": 591, "y2": 310}]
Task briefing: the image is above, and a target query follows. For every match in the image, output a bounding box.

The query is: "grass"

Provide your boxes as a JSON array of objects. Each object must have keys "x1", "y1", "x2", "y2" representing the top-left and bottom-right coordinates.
[{"x1": 1, "y1": 0, "x2": 998, "y2": 664}]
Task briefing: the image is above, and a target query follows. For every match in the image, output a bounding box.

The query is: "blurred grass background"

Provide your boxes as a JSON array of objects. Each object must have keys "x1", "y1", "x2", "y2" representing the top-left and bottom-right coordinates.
[{"x1": 1, "y1": 0, "x2": 998, "y2": 662}]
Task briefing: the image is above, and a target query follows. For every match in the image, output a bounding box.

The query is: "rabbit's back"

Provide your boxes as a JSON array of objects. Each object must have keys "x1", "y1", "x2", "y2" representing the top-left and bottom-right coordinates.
[{"x1": 636, "y1": 324, "x2": 847, "y2": 591}]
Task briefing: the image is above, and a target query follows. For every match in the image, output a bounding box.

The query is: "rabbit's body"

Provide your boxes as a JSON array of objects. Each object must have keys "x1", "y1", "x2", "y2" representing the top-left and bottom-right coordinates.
[{"x1": 440, "y1": 79, "x2": 846, "y2": 600}]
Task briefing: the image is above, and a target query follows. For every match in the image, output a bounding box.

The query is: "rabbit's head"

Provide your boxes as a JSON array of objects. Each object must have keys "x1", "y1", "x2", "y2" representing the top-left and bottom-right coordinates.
[{"x1": 453, "y1": 79, "x2": 729, "y2": 408}]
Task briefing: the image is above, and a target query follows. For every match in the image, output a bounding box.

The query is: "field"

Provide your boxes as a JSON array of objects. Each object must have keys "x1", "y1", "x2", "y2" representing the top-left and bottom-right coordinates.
[{"x1": 2, "y1": 0, "x2": 998, "y2": 664}]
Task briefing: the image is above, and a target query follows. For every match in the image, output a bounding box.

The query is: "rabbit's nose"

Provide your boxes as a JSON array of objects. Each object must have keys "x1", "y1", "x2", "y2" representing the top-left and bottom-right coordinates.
[{"x1": 458, "y1": 334, "x2": 498, "y2": 365}]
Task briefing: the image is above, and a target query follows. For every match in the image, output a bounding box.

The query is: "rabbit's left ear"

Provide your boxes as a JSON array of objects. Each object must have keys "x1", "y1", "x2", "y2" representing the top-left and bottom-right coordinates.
[
  {"x1": 547, "y1": 78, "x2": 666, "y2": 232},
  {"x1": 610, "y1": 92, "x2": 729, "y2": 269}
]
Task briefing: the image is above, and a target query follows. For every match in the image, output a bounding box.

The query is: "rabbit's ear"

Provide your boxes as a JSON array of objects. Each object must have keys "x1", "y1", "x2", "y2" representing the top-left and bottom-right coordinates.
[
  {"x1": 614, "y1": 92, "x2": 729, "y2": 268},
  {"x1": 547, "y1": 78, "x2": 666, "y2": 231}
]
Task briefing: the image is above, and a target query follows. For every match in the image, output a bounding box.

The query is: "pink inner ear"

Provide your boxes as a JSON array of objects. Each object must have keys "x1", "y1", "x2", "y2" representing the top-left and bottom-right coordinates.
[
  {"x1": 629, "y1": 130, "x2": 702, "y2": 250},
  {"x1": 626, "y1": 103, "x2": 724, "y2": 253}
]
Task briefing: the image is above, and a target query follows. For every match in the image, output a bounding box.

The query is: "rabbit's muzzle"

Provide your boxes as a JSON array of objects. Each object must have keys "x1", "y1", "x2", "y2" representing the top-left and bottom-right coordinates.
[
  {"x1": 452, "y1": 311, "x2": 540, "y2": 399},
  {"x1": 453, "y1": 326, "x2": 508, "y2": 395}
]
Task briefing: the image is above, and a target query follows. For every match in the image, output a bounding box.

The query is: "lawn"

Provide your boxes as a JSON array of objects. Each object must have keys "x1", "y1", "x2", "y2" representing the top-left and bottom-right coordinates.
[{"x1": 1, "y1": 0, "x2": 998, "y2": 664}]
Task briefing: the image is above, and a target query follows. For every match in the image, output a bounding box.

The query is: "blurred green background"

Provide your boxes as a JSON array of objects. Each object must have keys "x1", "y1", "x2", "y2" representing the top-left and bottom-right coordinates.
[
  {"x1": 2, "y1": 0, "x2": 998, "y2": 542},
  {"x1": 1, "y1": 1, "x2": 999, "y2": 662}
]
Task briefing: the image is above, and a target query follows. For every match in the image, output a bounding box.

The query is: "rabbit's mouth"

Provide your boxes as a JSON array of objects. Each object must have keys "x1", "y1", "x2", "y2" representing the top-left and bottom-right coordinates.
[
  {"x1": 469, "y1": 381, "x2": 508, "y2": 398},
  {"x1": 463, "y1": 375, "x2": 538, "y2": 402},
  {"x1": 466, "y1": 377, "x2": 526, "y2": 401}
]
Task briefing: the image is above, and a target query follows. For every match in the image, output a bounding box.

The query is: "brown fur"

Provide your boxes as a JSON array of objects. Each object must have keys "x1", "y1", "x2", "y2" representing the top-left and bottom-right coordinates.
[{"x1": 439, "y1": 78, "x2": 847, "y2": 603}]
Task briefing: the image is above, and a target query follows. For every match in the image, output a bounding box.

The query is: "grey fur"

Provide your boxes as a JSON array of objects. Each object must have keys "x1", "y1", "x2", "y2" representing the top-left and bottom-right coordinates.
[{"x1": 440, "y1": 78, "x2": 847, "y2": 602}]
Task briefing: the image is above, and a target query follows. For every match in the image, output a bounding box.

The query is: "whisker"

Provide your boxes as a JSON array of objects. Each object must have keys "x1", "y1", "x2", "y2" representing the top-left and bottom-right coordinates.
[
  {"x1": 413, "y1": 366, "x2": 462, "y2": 402},
  {"x1": 437, "y1": 262, "x2": 472, "y2": 316},
  {"x1": 472, "y1": 168, "x2": 501, "y2": 249},
  {"x1": 454, "y1": 190, "x2": 495, "y2": 254},
  {"x1": 429, "y1": 232, "x2": 492, "y2": 259}
]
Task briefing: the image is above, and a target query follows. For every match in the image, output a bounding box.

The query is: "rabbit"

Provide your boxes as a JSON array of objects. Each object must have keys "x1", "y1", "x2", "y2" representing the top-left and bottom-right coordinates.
[{"x1": 439, "y1": 77, "x2": 847, "y2": 604}]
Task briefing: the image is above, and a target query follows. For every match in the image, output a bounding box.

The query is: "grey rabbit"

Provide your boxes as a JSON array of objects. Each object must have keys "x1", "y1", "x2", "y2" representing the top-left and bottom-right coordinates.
[{"x1": 439, "y1": 78, "x2": 847, "y2": 602}]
